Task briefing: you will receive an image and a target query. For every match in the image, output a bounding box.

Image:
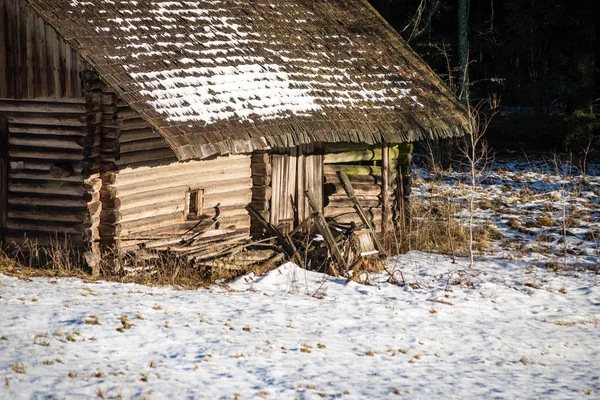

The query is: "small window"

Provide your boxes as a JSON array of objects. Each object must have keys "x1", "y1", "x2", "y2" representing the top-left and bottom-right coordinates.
[{"x1": 185, "y1": 189, "x2": 204, "y2": 220}]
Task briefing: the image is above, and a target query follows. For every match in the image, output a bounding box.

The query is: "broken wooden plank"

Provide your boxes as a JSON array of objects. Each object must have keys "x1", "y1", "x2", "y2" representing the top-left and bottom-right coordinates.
[
  {"x1": 245, "y1": 204, "x2": 299, "y2": 262},
  {"x1": 336, "y1": 170, "x2": 386, "y2": 256},
  {"x1": 304, "y1": 189, "x2": 346, "y2": 275}
]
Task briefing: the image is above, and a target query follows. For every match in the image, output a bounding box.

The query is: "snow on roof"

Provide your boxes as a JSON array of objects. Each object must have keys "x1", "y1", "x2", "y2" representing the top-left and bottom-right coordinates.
[{"x1": 26, "y1": 0, "x2": 469, "y2": 160}]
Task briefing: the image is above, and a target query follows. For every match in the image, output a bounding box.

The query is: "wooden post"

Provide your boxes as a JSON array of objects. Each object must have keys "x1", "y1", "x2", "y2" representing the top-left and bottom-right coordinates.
[
  {"x1": 336, "y1": 170, "x2": 386, "y2": 256},
  {"x1": 381, "y1": 142, "x2": 390, "y2": 233},
  {"x1": 304, "y1": 189, "x2": 346, "y2": 275},
  {"x1": 395, "y1": 143, "x2": 413, "y2": 230},
  {"x1": 0, "y1": 118, "x2": 8, "y2": 246}
]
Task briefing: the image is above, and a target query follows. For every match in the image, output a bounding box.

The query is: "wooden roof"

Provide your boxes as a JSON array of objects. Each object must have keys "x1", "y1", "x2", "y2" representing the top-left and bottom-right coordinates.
[{"x1": 25, "y1": 0, "x2": 470, "y2": 160}]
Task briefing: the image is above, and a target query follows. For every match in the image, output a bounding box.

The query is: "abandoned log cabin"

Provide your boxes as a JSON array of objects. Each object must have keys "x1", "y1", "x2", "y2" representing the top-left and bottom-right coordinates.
[{"x1": 0, "y1": 0, "x2": 470, "y2": 261}]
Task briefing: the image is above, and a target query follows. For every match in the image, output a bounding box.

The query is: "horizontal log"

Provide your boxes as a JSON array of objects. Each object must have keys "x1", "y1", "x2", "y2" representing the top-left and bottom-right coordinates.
[
  {"x1": 6, "y1": 219, "x2": 82, "y2": 234},
  {"x1": 115, "y1": 108, "x2": 139, "y2": 120},
  {"x1": 120, "y1": 211, "x2": 190, "y2": 237},
  {"x1": 0, "y1": 100, "x2": 87, "y2": 113},
  {"x1": 117, "y1": 128, "x2": 158, "y2": 143},
  {"x1": 324, "y1": 147, "x2": 400, "y2": 164},
  {"x1": 115, "y1": 154, "x2": 250, "y2": 185},
  {"x1": 9, "y1": 171, "x2": 83, "y2": 183},
  {"x1": 8, "y1": 160, "x2": 83, "y2": 173},
  {"x1": 10, "y1": 147, "x2": 83, "y2": 161},
  {"x1": 5, "y1": 115, "x2": 87, "y2": 127},
  {"x1": 251, "y1": 185, "x2": 272, "y2": 201},
  {"x1": 120, "y1": 138, "x2": 169, "y2": 153},
  {"x1": 326, "y1": 182, "x2": 381, "y2": 197},
  {"x1": 100, "y1": 210, "x2": 121, "y2": 224},
  {"x1": 8, "y1": 210, "x2": 86, "y2": 223},
  {"x1": 324, "y1": 164, "x2": 382, "y2": 177},
  {"x1": 251, "y1": 152, "x2": 270, "y2": 164},
  {"x1": 114, "y1": 171, "x2": 251, "y2": 197},
  {"x1": 115, "y1": 148, "x2": 177, "y2": 166},
  {"x1": 98, "y1": 223, "x2": 122, "y2": 237},
  {"x1": 115, "y1": 179, "x2": 252, "y2": 206},
  {"x1": 324, "y1": 173, "x2": 380, "y2": 185},
  {"x1": 9, "y1": 180, "x2": 85, "y2": 196},
  {"x1": 119, "y1": 199, "x2": 183, "y2": 224},
  {"x1": 325, "y1": 197, "x2": 381, "y2": 208},
  {"x1": 118, "y1": 118, "x2": 151, "y2": 131},
  {"x1": 8, "y1": 195, "x2": 86, "y2": 208},
  {"x1": 252, "y1": 174, "x2": 270, "y2": 186},
  {"x1": 251, "y1": 163, "x2": 271, "y2": 176},
  {"x1": 6, "y1": 125, "x2": 88, "y2": 137}
]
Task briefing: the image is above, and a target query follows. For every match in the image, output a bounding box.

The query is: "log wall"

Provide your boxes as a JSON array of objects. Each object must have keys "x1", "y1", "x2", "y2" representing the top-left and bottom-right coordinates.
[
  {"x1": 110, "y1": 154, "x2": 253, "y2": 250},
  {"x1": 322, "y1": 147, "x2": 400, "y2": 232},
  {"x1": 0, "y1": 0, "x2": 89, "y2": 99},
  {"x1": 0, "y1": 98, "x2": 96, "y2": 246},
  {"x1": 94, "y1": 102, "x2": 252, "y2": 250}
]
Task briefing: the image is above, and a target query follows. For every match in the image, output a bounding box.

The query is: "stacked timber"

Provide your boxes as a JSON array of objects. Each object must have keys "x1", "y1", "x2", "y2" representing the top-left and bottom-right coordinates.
[
  {"x1": 1, "y1": 98, "x2": 91, "y2": 246},
  {"x1": 250, "y1": 152, "x2": 271, "y2": 238},
  {"x1": 107, "y1": 140, "x2": 252, "y2": 251},
  {"x1": 322, "y1": 145, "x2": 399, "y2": 232}
]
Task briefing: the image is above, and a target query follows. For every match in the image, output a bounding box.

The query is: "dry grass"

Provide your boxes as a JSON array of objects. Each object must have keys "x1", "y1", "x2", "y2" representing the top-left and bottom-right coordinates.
[
  {"x1": 383, "y1": 197, "x2": 472, "y2": 258},
  {"x1": 10, "y1": 363, "x2": 26, "y2": 374},
  {"x1": 0, "y1": 237, "x2": 276, "y2": 290}
]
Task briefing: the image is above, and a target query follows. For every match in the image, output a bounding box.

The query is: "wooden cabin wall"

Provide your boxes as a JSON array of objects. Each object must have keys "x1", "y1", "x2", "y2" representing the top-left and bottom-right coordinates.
[
  {"x1": 322, "y1": 147, "x2": 400, "y2": 232},
  {"x1": 111, "y1": 155, "x2": 253, "y2": 250},
  {"x1": 95, "y1": 100, "x2": 252, "y2": 250},
  {"x1": 0, "y1": 0, "x2": 88, "y2": 99},
  {"x1": 0, "y1": 98, "x2": 98, "y2": 246}
]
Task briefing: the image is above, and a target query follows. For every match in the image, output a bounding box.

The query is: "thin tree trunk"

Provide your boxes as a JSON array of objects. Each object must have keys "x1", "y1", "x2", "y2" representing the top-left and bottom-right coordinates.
[{"x1": 458, "y1": 0, "x2": 470, "y2": 104}]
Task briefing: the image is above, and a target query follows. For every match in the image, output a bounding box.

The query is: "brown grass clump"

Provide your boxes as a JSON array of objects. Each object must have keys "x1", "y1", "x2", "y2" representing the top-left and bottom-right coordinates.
[
  {"x1": 536, "y1": 215, "x2": 556, "y2": 227},
  {"x1": 506, "y1": 218, "x2": 521, "y2": 229},
  {"x1": 11, "y1": 363, "x2": 26, "y2": 374},
  {"x1": 84, "y1": 315, "x2": 101, "y2": 325},
  {"x1": 518, "y1": 187, "x2": 534, "y2": 198},
  {"x1": 384, "y1": 199, "x2": 470, "y2": 257}
]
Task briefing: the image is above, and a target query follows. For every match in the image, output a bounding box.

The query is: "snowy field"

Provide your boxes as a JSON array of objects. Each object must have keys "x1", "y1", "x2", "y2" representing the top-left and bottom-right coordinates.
[{"x1": 1, "y1": 158, "x2": 599, "y2": 399}]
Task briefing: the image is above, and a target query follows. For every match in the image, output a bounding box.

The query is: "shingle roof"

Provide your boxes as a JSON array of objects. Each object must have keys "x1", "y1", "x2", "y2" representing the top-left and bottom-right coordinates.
[{"x1": 25, "y1": 0, "x2": 470, "y2": 160}]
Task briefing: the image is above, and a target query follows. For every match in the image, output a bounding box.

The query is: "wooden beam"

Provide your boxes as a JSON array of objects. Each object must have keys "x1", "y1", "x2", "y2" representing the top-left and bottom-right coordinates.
[
  {"x1": 381, "y1": 142, "x2": 390, "y2": 233},
  {"x1": 245, "y1": 203, "x2": 299, "y2": 263},
  {"x1": 304, "y1": 189, "x2": 346, "y2": 275},
  {"x1": 336, "y1": 170, "x2": 385, "y2": 256}
]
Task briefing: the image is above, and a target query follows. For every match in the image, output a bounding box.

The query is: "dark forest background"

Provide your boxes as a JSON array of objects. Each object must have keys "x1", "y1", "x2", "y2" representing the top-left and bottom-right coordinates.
[{"x1": 368, "y1": 0, "x2": 600, "y2": 153}]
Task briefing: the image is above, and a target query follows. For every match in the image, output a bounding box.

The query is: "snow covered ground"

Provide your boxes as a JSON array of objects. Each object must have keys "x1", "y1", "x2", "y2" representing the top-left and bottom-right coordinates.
[{"x1": 1, "y1": 158, "x2": 599, "y2": 399}]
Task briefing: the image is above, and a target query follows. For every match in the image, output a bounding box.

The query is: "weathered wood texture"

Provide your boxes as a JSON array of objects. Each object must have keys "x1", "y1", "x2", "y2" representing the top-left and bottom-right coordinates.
[
  {"x1": 269, "y1": 145, "x2": 323, "y2": 233},
  {"x1": 0, "y1": 0, "x2": 89, "y2": 99},
  {"x1": 322, "y1": 144, "x2": 410, "y2": 233},
  {"x1": 323, "y1": 165, "x2": 389, "y2": 233},
  {"x1": 0, "y1": 98, "x2": 92, "y2": 245},
  {"x1": 0, "y1": 118, "x2": 7, "y2": 243},
  {"x1": 108, "y1": 150, "x2": 252, "y2": 250},
  {"x1": 394, "y1": 143, "x2": 413, "y2": 228},
  {"x1": 250, "y1": 152, "x2": 271, "y2": 238}
]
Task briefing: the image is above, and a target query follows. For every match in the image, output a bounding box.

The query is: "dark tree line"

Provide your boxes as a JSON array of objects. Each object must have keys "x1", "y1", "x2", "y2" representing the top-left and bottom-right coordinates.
[{"x1": 369, "y1": 0, "x2": 600, "y2": 151}]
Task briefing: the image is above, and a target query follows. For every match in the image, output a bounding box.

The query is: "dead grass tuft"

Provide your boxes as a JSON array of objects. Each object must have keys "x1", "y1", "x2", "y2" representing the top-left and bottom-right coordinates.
[
  {"x1": 11, "y1": 363, "x2": 26, "y2": 374},
  {"x1": 84, "y1": 315, "x2": 101, "y2": 325}
]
